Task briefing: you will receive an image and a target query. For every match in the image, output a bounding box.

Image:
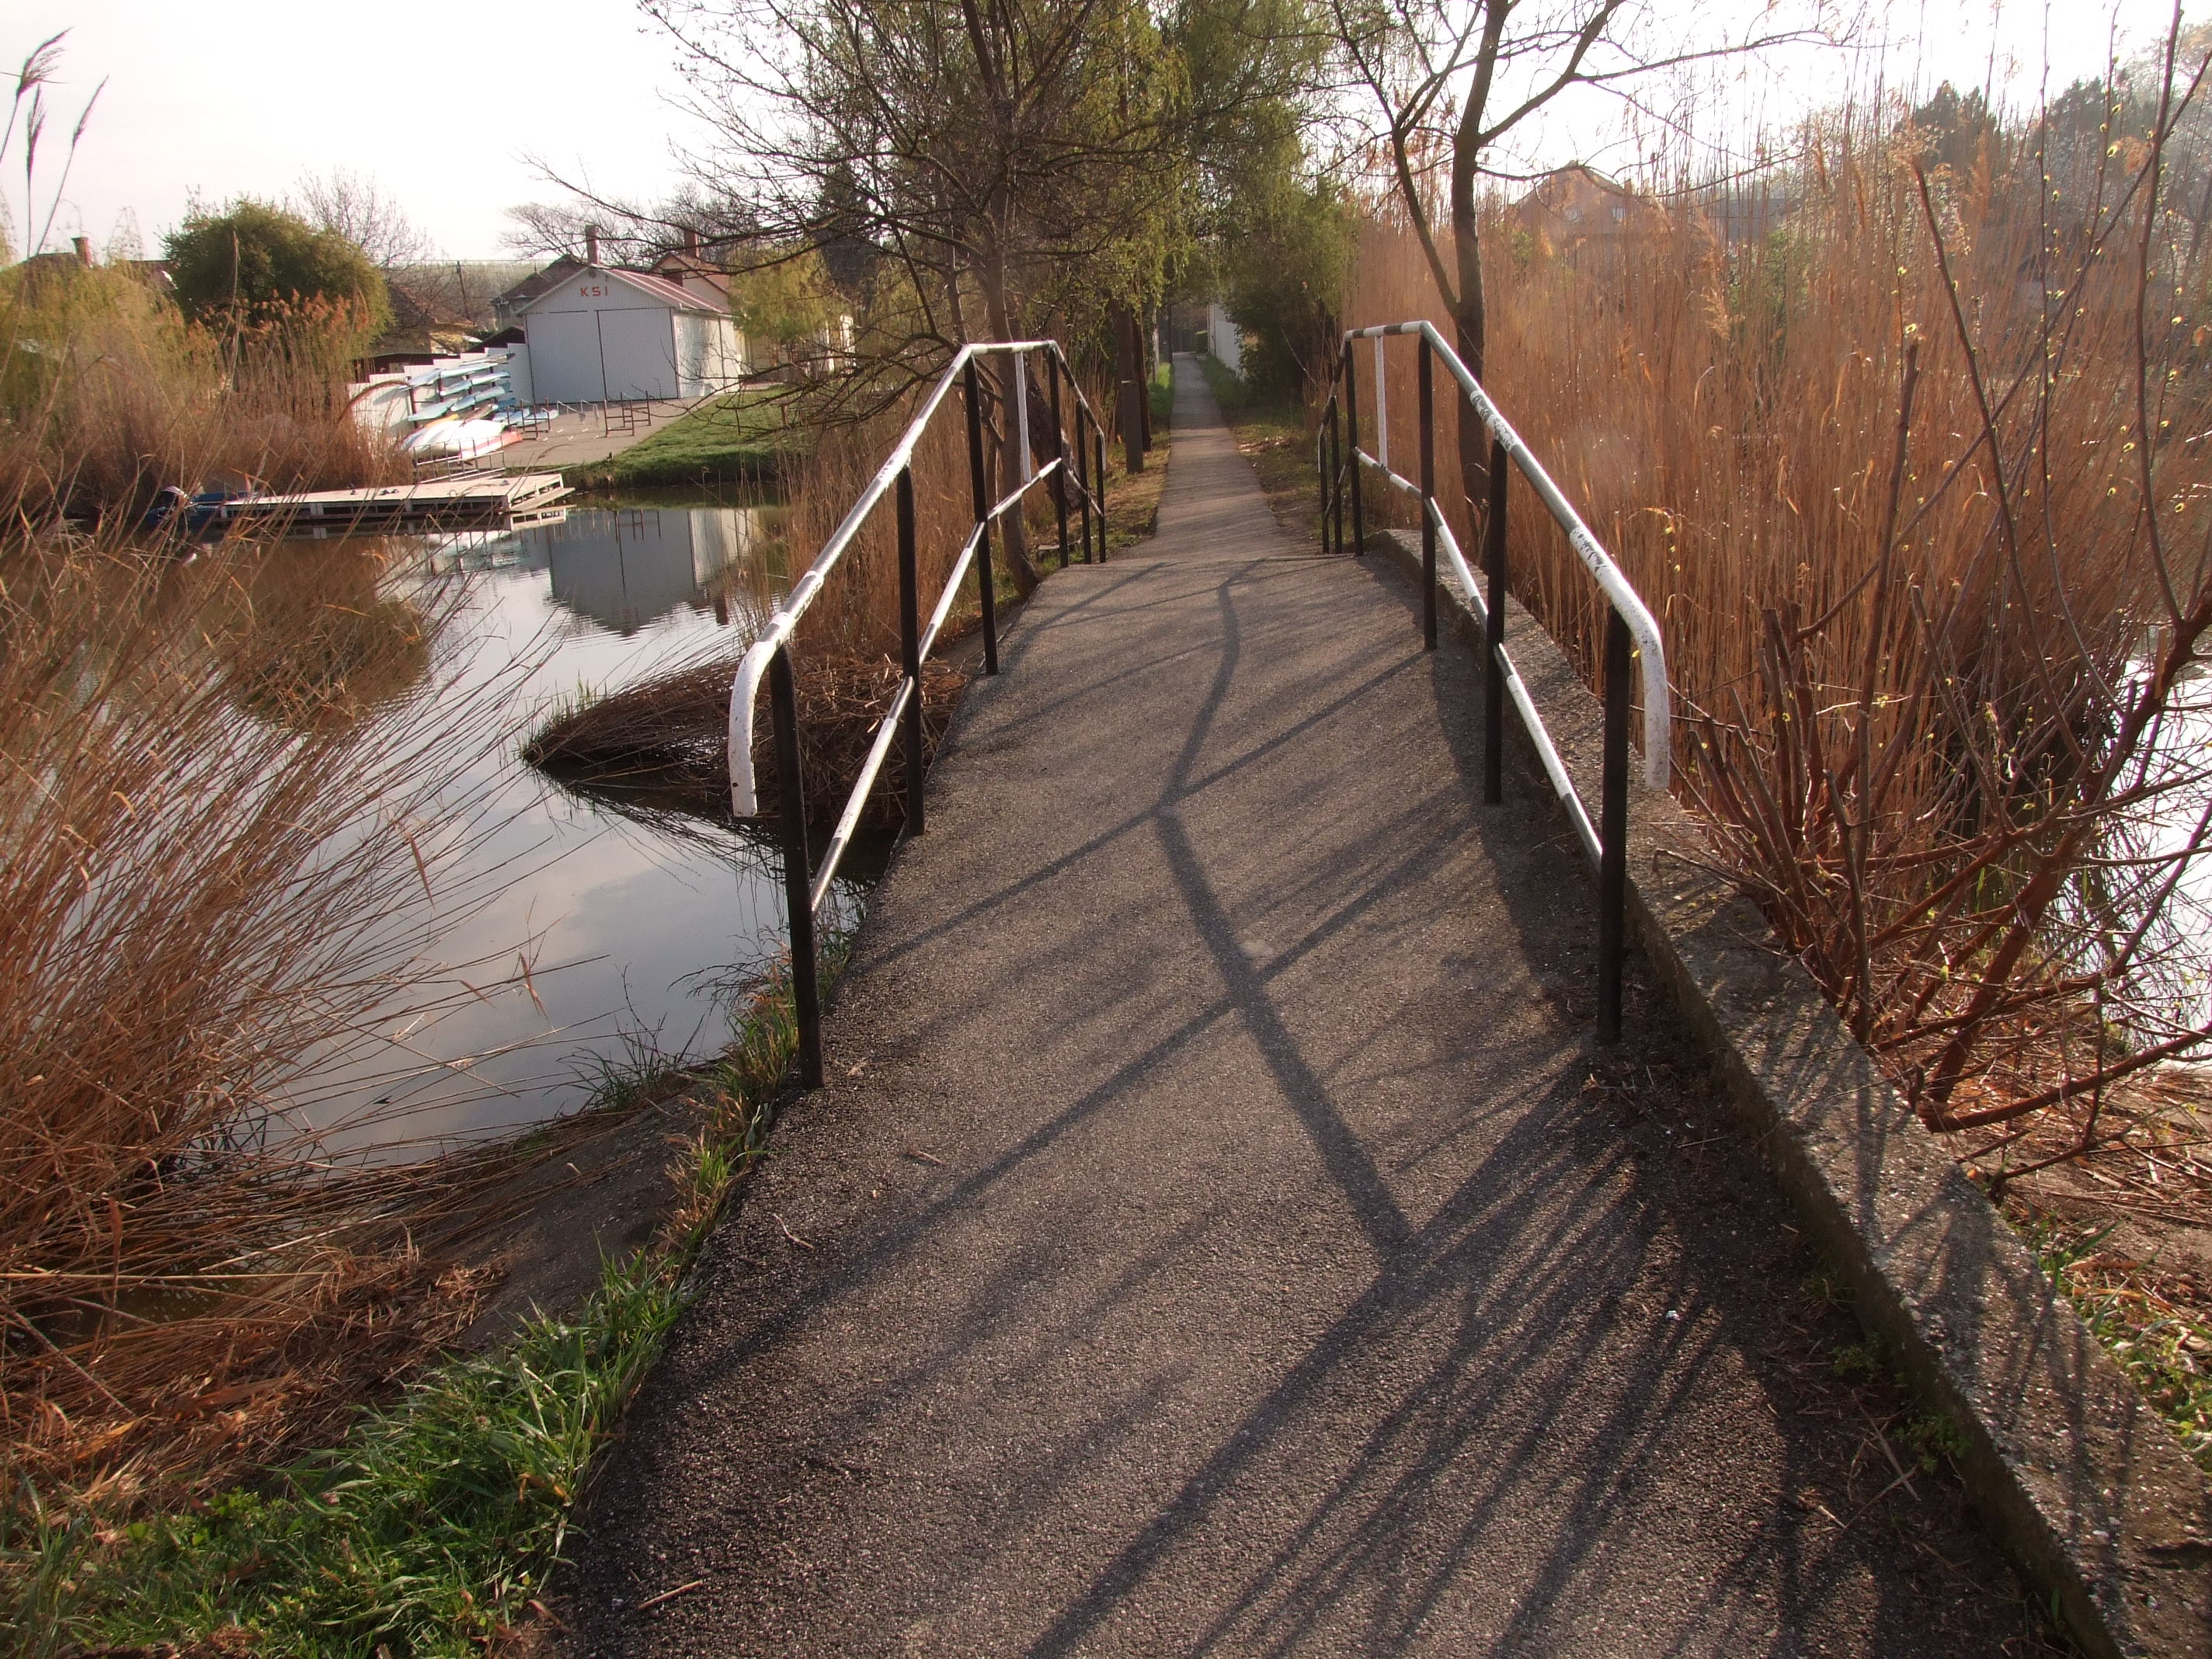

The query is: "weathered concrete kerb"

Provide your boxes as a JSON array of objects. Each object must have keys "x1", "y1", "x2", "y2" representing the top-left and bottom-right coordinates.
[
  {"x1": 1369, "y1": 524, "x2": 2212, "y2": 1657},
  {"x1": 556, "y1": 360, "x2": 2070, "y2": 1656}
]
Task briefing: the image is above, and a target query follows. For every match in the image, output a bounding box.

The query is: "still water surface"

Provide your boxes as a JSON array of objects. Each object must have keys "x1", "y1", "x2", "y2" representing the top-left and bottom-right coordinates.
[{"x1": 295, "y1": 503, "x2": 866, "y2": 1156}]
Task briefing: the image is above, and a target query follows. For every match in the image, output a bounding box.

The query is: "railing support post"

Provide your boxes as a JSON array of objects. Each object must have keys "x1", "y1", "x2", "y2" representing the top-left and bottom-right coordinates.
[
  {"x1": 1049, "y1": 354, "x2": 1069, "y2": 569},
  {"x1": 1344, "y1": 338, "x2": 1366, "y2": 557},
  {"x1": 897, "y1": 464, "x2": 925, "y2": 836},
  {"x1": 1483, "y1": 434, "x2": 1508, "y2": 805},
  {"x1": 1417, "y1": 334, "x2": 1437, "y2": 650},
  {"x1": 1095, "y1": 424, "x2": 1108, "y2": 562},
  {"x1": 964, "y1": 360, "x2": 1000, "y2": 674},
  {"x1": 1598, "y1": 607, "x2": 1632, "y2": 1045},
  {"x1": 770, "y1": 645, "x2": 824, "y2": 1089},
  {"x1": 1327, "y1": 392, "x2": 1344, "y2": 555},
  {"x1": 1075, "y1": 408, "x2": 1094, "y2": 565}
]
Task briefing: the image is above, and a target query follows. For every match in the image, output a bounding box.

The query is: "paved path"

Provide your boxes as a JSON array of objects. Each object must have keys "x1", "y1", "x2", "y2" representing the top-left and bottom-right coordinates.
[
  {"x1": 557, "y1": 361, "x2": 2052, "y2": 1656},
  {"x1": 496, "y1": 399, "x2": 691, "y2": 472}
]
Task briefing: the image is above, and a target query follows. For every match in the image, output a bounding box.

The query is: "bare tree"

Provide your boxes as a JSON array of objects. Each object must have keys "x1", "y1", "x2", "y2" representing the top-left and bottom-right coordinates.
[
  {"x1": 617, "y1": 0, "x2": 1213, "y2": 580},
  {"x1": 1332, "y1": 0, "x2": 1830, "y2": 494},
  {"x1": 503, "y1": 202, "x2": 580, "y2": 260},
  {"x1": 294, "y1": 167, "x2": 433, "y2": 271}
]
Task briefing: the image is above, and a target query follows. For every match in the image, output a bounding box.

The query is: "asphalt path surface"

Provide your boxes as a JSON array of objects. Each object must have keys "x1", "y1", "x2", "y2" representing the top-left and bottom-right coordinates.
[{"x1": 553, "y1": 360, "x2": 2059, "y2": 1657}]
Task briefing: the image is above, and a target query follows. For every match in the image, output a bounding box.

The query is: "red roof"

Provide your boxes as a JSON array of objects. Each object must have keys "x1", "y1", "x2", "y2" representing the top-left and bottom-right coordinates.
[{"x1": 519, "y1": 264, "x2": 724, "y2": 316}]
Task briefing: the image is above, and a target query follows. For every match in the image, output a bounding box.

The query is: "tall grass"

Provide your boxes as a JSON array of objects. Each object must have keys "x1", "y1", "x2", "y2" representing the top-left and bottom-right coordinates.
[
  {"x1": 0, "y1": 261, "x2": 402, "y2": 523},
  {"x1": 14, "y1": 937, "x2": 844, "y2": 1657},
  {"x1": 0, "y1": 529, "x2": 542, "y2": 1522},
  {"x1": 1345, "y1": 82, "x2": 2212, "y2": 1146}
]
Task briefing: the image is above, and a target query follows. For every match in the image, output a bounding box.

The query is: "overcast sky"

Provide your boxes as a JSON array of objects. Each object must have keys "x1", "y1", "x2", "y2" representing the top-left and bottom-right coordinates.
[{"x1": 5, "y1": 1, "x2": 2200, "y2": 263}]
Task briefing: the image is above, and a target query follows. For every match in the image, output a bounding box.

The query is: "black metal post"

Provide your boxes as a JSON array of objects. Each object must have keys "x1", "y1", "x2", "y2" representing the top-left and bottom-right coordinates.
[
  {"x1": 1327, "y1": 393, "x2": 1344, "y2": 555},
  {"x1": 1344, "y1": 338, "x2": 1366, "y2": 558},
  {"x1": 770, "y1": 645, "x2": 823, "y2": 1088},
  {"x1": 897, "y1": 465, "x2": 925, "y2": 836},
  {"x1": 1049, "y1": 355, "x2": 1069, "y2": 569},
  {"x1": 1418, "y1": 335, "x2": 1437, "y2": 650},
  {"x1": 1095, "y1": 424, "x2": 1108, "y2": 562},
  {"x1": 1483, "y1": 434, "x2": 1508, "y2": 805},
  {"x1": 1598, "y1": 607, "x2": 1632, "y2": 1045},
  {"x1": 1075, "y1": 408, "x2": 1094, "y2": 565},
  {"x1": 963, "y1": 360, "x2": 999, "y2": 674}
]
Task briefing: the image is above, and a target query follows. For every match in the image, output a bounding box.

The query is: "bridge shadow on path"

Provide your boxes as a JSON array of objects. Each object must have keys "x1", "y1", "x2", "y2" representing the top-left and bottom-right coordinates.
[{"x1": 554, "y1": 360, "x2": 2057, "y2": 1659}]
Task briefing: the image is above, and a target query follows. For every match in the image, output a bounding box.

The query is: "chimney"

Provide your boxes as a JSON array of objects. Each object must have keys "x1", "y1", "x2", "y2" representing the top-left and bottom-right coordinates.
[
  {"x1": 584, "y1": 224, "x2": 600, "y2": 267},
  {"x1": 72, "y1": 235, "x2": 92, "y2": 268},
  {"x1": 683, "y1": 226, "x2": 701, "y2": 256}
]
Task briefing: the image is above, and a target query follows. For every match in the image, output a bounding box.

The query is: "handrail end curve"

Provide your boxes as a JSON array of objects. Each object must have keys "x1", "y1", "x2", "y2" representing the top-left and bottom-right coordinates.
[{"x1": 728, "y1": 640, "x2": 777, "y2": 818}]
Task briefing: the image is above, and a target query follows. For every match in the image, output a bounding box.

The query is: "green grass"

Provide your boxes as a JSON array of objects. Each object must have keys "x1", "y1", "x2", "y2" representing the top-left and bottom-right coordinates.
[
  {"x1": 2029, "y1": 1219, "x2": 2212, "y2": 1473},
  {"x1": 8, "y1": 940, "x2": 850, "y2": 1657},
  {"x1": 581, "y1": 391, "x2": 803, "y2": 489},
  {"x1": 29, "y1": 1257, "x2": 685, "y2": 1657}
]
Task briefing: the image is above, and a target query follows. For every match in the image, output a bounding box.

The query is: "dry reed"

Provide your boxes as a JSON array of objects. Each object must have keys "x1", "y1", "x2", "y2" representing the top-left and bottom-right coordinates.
[
  {"x1": 1344, "y1": 82, "x2": 2212, "y2": 1149},
  {"x1": 0, "y1": 264, "x2": 402, "y2": 523},
  {"x1": 0, "y1": 530, "x2": 542, "y2": 1515},
  {"x1": 524, "y1": 649, "x2": 966, "y2": 826}
]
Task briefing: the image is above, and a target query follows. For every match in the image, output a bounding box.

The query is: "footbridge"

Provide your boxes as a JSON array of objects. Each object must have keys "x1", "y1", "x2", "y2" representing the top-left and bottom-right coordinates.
[{"x1": 555, "y1": 346, "x2": 2054, "y2": 1656}]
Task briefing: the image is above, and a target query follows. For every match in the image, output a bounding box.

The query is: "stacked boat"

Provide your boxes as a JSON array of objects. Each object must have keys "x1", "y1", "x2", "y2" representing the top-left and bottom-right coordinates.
[{"x1": 391, "y1": 350, "x2": 541, "y2": 461}]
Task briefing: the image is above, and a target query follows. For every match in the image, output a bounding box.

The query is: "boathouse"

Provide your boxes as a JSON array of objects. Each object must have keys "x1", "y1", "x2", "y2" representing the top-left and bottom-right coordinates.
[{"x1": 515, "y1": 265, "x2": 746, "y2": 405}]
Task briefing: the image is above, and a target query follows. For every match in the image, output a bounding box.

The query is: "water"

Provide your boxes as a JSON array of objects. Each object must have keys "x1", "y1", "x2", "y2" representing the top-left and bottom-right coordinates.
[{"x1": 283, "y1": 503, "x2": 871, "y2": 1156}]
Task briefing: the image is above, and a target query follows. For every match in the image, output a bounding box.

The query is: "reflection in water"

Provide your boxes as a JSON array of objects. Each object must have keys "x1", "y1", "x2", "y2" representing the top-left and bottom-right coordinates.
[
  {"x1": 544, "y1": 509, "x2": 766, "y2": 635},
  {"x1": 283, "y1": 499, "x2": 861, "y2": 1156},
  {"x1": 223, "y1": 546, "x2": 433, "y2": 731},
  {"x1": 419, "y1": 508, "x2": 777, "y2": 636}
]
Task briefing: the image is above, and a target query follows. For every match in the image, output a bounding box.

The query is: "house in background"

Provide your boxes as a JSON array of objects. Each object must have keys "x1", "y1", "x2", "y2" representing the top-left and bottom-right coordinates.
[
  {"x1": 1205, "y1": 300, "x2": 1243, "y2": 374},
  {"x1": 1509, "y1": 165, "x2": 1659, "y2": 256},
  {"x1": 512, "y1": 263, "x2": 747, "y2": 404},
  {"x1": 652, "y1": 230, "x2": 734, "y2": 310},
  {"x1": 490, "y1": 256, "x2": 585, "y2": 332}
]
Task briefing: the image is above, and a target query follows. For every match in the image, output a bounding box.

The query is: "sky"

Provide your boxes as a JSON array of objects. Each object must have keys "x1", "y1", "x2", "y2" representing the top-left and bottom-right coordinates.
[{"x1": 5, "y1": 1, "x2": 2203, "y2": 263}]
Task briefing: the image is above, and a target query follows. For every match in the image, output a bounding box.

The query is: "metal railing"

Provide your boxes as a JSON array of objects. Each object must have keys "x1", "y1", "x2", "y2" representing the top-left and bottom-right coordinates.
[
  {"x1": 728, "y1": 339, "x2": 1111, "y2": 1085},
  {"x1": 1320, "y1": 320, "x2": 1670, "y2": 1043}
]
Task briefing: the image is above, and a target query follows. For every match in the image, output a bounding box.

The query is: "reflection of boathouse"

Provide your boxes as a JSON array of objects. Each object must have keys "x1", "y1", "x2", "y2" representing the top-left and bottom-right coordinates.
[{"x1": 538, "y1": 509, "x2": 760, "y2": 634}]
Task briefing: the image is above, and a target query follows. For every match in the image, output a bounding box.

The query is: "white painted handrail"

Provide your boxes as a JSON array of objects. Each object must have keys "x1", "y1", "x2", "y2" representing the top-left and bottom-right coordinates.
[
  {"x1": 726, "y1": 339, "x2": 1094, "y2": 816},
  {"x1": 1344, "y1": 322, "x2": 1670, "y2": 790}
]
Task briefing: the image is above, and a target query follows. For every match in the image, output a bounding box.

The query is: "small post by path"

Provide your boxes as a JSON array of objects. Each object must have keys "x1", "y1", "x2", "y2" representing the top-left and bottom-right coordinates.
[{"x1": 1116, "y1": 309, "x2": 1146, "y2": 475}]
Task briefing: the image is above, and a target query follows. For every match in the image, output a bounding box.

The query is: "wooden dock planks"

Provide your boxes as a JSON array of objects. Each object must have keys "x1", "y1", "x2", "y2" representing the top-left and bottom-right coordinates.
[{"x1": 214, "y1": 473, "x2": 571, "y2": 534}]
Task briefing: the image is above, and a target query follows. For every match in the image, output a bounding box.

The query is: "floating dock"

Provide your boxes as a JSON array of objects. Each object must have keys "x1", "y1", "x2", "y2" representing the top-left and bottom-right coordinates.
[{"x1": 214, "y1": 473, "x2": 572, "y2": 535}]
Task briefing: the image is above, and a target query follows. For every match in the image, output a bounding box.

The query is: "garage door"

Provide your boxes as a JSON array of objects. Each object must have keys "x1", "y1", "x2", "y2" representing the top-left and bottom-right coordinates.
[
  {"x1": 526, "y1": 309, "x2": 604, "y2": 404},
  {"x1": 599, "y1": 308, "x2": 679, "y2": 400}
]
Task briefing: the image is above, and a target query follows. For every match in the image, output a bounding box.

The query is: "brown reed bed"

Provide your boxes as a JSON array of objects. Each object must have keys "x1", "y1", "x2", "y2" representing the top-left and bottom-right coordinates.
[
  {"x1": 0, "y1": 527, "x2": 557, "y2": 1523},
  {"x1": 0, "y1": 262, "x2": 403, "y2": 524},
  {"x1": 1344, "y1": 85, "x2": 2212, "y2": 1172},
  {"x1": 524, "y1": 649, "x2": 968, "y2": 826}
]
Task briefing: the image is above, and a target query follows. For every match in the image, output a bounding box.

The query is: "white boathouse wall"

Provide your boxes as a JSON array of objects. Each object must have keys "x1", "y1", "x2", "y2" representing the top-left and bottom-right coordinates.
[{"x1": 520, "y1": 267, "x2": 744, "y2": 404}]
